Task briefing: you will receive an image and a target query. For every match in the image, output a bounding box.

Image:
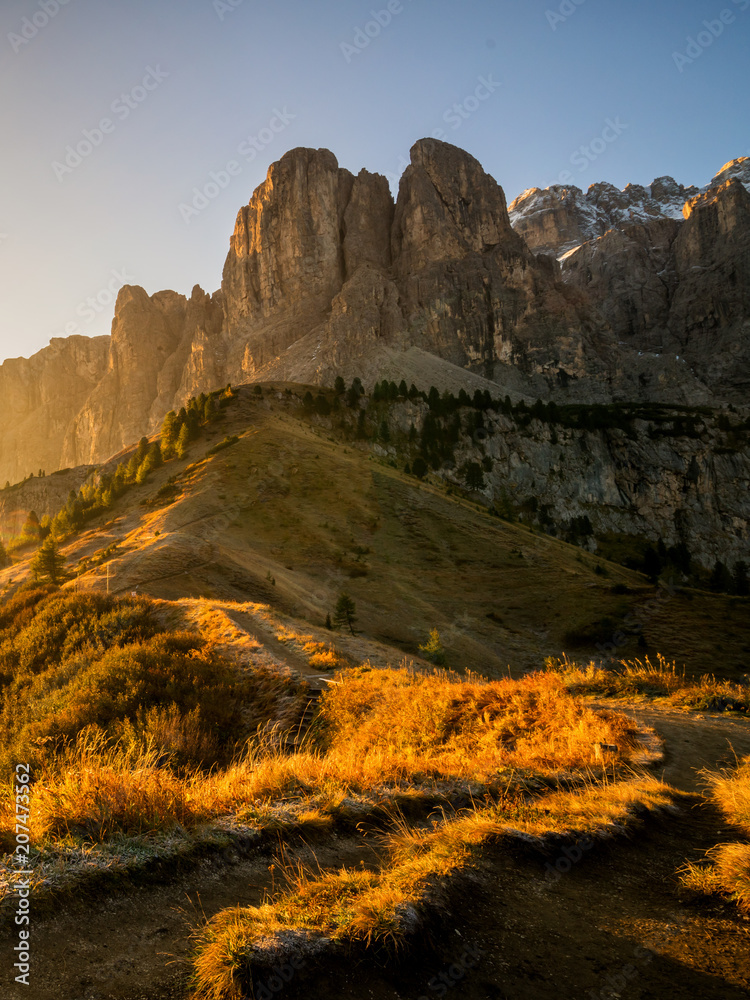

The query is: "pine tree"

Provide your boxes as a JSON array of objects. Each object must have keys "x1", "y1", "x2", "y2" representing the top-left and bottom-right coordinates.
[
  {"x1": 203, "y1": 395, "x2": 217, "y2": 423},
  {"x1": 160, "y1": 410, "x2": 180, "y2": 459},
  {"x1": 135, "y1": 436, "x2": 150, "y2": 466},
  {"x1": 175, "y1": 424, "x2": 191, "y2": 460},
  {"x1": 643, "y1": 546, "x2": 662, "y2": 584},
  {"x1": 464, "y1": 462, "x2": 485, "y2": 491},
  {"x1": 21, "y1": 511, "x2": 41, "y2": 542},
  {"x1": 334, "y1": 376, "x2": 346, "y2": 395},
  {"x1": 0, "y1": 538, "x2": 8, "y2": 569},
  {"x1": 30, "y1": 536, "x2": 66, "y2": 585},
  {"x1": 419, "y1": 628, "x2": 446, "y2": 666},
  {"x1": 332, "y1": 593, "x2": 358, "y2": 635},
  {"x1": 734, "y1": 562, "x2": 749, "y2": 596}
]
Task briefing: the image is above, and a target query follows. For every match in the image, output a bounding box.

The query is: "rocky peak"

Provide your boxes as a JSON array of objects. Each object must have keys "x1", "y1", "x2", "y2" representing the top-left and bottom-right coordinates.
[
  {"x1": 223, "y1": 147, "x2": 350, "y2": 328},
  {"x1": 510, "y1": 157, "x2": 749, "y2": 260},
  {"x1": 393, "y1": 139, "x2": 526, "y2": 274},
  {"x1": 711, "y1": 156, "x2": 750, "y2": 189}
]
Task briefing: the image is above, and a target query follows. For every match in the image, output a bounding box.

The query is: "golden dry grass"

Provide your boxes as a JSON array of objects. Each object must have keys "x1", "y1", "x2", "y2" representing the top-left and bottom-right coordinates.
[
  {"x1": 185, "y1": 666, "x2": 671, "y2": 1000},
  {"x1": 2, "y1": 662, "x2": 654, "y2": 852},
  {"x1": 190, "y1": 775, "x2": 675, "y2": 1000},
  {"x1": 680, "y1": 755, "x2": 750, "y2": 911},
  {"x1": 548, "y1": 654, "x2": 750, "y2": 712}
]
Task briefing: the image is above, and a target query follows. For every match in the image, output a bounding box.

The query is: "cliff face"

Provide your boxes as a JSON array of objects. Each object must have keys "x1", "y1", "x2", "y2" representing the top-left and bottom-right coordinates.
[
  {"x1": 377, "y1": 398, "x2": 750, "y2": 573},
  {"x1": 0, "y1": 466, "x2": 95, "y2": 541},
  {"x1": 61, "y1": 284, "x2": 224, "y2": 468},
  {"x1": 0, "y1": 336, "x2": 109, "y2": 486},
  {"x1": 1, "y1": 143, "x2": 748, "y2": 489},
  {"x1": 560, "y1": 177, "x2": 750, "y2": 397}
]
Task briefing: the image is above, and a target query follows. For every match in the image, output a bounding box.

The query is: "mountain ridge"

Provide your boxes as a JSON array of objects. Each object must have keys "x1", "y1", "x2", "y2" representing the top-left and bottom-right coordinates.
[{"x1": 0, "y1": 142, "x2": 748, "y2": 488}]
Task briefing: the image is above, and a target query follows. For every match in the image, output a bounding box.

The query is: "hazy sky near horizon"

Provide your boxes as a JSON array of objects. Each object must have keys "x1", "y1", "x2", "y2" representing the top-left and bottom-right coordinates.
[{"x1": 0, "y1": 0, "x2": 747, "y2": 365}]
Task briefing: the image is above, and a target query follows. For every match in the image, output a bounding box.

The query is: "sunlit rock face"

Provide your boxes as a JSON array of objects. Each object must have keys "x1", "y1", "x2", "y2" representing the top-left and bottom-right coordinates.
[
  {"x1": 0, "y1": 335, "x2": 109, "y2": 486},
  {"x1": 61, "y1": 283, "x2": 225, "y2": 468},
  {"x1": 0, "y1": 144, "x2": 748, "y2": 487}
]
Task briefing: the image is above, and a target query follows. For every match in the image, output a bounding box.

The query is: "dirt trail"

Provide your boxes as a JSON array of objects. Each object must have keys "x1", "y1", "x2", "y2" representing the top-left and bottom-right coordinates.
[
  {"x1": 310, "y1": 707, "x2": 750, "y2": 1000},
  {"x1": 222, "y1": 607, "x2": 319, "y2": 679},
  {"x1": 2, "y1": 835, "x2": 379, "y2": 1000},
  {"x1": 3, "y1": 707, "x2": 750, "y2": 1000}
]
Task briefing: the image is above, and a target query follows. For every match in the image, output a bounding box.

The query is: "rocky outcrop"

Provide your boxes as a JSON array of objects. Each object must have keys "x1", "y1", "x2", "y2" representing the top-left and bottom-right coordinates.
[
  {"x1": 508, "y1": 158, "x2": 750, "y2": 258},
  {"x1": 0, "y1": 143, "x2": 748, "y2": 488},
  {"x1": 508, "y1": 177, "x2": 695, "y2": 258},
  {"x1": 61, "y1": 284, "x2": 223, "y2": 468},
  {"x1": 0, "y1": 466, "x2": 95, "y2": 540},
  {"x1": 375, "y1": 397, "x2": 750, "y2": 573},
  {"x1": 560, "y1": 178, "x2": 750, "y2": 397},
  {"x1": 0, "y1": 336, "x2": 109, "y2": 486}
]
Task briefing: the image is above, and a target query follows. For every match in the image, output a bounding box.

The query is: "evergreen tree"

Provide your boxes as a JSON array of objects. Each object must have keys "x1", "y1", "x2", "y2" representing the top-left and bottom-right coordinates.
[
  {"x1": 135, "y1": 436, "x2": 150, "y2": 466},
  {"x1": 136, "y1": 452, "x2": 156, "y2": 484},
  {"x1": 50, "y1": 508, "x2": 74, "y2": 538},
  {"x1": 419, "y1": 628, "x2": 446, "y2": 666},
  {"x1": 332, "y1": 593, "x2": 358, "y2": 635},
  {"x1": 346, "y1": 383, "x2": 361, "y2": 408},
  {"x1": 315, "y1": 394, "x2": 331, "y2": 416},
  {"x1": 464, "y1": 462, "x2": 485, "y2": 491},
  {"x1": 710, "y1": 560, "x2": 732, "y2": 592},
  {"x1": 21, "y1": 511, "x2": 41, "y2": 542},
  {"x1": 734, "y1": 562, "x2": 749, "y2": 596},
  {"x1": 160, "y1": 410, "x2": 180, "y2": 459},
  {"x1": 334, "y1": 376, "x2": 346, "y2": 395},
  {"x1": 643, "y1": 546, "x2": 662, "y2": 584},
  {"x1": 303, "y1": 391, "x2": 315, "y2": 411},
  {"x1": 412, "y1": 456, "x2": 428, "y2": 479},
  {"x1": 0, "y1": 538, "x2": 8, "y2": 569},
  {"x1": 186, "y1": 407, "x2": 201, "y2": 440},
  {"x1": 175, "y1": 424, "x2": 191, "y2": 460},
  {"x1": 379, "y1": 420, "x2": 390, "y2": 442},
  {"x1": 126, "y1": 453, "x2": 140, "y2": 482},
  {"x1": 203, "y1": 395, "x2": 217, "y2": 422},
  {"x1": 30, "y1": 535, "x2": 65, "y2": 585}
]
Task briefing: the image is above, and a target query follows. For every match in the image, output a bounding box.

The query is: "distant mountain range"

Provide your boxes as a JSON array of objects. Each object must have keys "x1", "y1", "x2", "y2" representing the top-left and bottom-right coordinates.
[{"x1": 0, "y1": 141, "x2": 748, "y2": 486}]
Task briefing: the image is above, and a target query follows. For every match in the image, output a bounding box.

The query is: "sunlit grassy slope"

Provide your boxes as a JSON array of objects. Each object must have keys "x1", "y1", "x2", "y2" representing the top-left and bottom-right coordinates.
[{"x1": 1, "y1": 384, "x2": 747, "y2": 679}]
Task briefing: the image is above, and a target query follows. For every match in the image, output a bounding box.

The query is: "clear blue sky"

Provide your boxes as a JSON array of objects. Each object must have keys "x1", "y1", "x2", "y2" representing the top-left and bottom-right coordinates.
[{"x1": 0, "y1": 0, "x2": 747, "y2": 363}]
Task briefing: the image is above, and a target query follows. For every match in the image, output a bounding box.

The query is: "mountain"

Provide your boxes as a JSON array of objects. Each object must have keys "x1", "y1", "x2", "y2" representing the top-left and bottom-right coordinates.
[
  {"x1": 509, "y1": 157, "x2": 750, "y2": 257},
  {"x1": 0, "y1": 143, "x2": 748, "y2": 489},
  {"x1": 510, "y1": 158, "x2": 750, "y2": 399}
]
